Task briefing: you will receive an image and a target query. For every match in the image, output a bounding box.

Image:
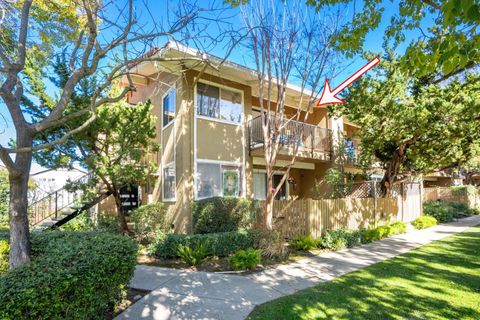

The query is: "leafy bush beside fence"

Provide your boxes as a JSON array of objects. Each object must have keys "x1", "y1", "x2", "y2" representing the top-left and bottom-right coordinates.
[
  {"x1": 192, "y1": 197, "x2": 257, "y2": 234},
  {"x1": 0, "y1": 231, "x2": 137, "y2": 320},
  {"x1": 412, "y1": 216, "x2": 437, "y2": 230},
  {"x1": 320, "y1": 229, "x2": 363, "y2": 250},
  {"x1": 424, "y1": 200, "x2": 479, "y2": 223},
  {"x1": 149, "y1": 230, "x2": 258, "y2": 259},
  {"x1": 361, "y1": 222, "x2": 407, "y2": 243}
]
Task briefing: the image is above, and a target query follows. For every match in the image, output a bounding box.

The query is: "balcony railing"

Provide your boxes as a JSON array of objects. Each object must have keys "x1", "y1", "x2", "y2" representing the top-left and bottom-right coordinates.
[
  {"x1": 344, "y1": 138, "x2": 361, "y2": 165},
  {"x1": 248, "y1": 115, "x2": 332, "y2": 160}
]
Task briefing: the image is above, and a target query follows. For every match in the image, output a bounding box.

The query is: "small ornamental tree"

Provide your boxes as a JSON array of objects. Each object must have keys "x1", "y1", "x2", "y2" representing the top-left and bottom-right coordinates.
[{"x1": 240, "y1": 0, "x2": 346, "y2": 230}]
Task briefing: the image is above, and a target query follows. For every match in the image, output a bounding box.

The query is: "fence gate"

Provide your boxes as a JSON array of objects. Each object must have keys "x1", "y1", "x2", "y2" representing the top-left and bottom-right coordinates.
[{"x1": 401, "y1": 182, "x2": 422, "y2": 222}]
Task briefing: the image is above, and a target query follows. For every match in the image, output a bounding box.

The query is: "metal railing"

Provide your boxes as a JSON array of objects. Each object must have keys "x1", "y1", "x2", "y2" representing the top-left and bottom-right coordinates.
[
  {"x1": 343, "y1": 137, "x2": 361, "y2": 165},
  {"x1": 28, "y1": 173, "x2": 92, "y2": 225},
  {"x1": 248, "y1": 115, "x2": 332, "y2": 158}
]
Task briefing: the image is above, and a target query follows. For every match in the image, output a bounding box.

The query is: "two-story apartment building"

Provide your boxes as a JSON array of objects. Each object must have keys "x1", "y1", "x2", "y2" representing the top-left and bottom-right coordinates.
[{"x1": 100, "y1": 42, "x2": 362, "y2": 233}]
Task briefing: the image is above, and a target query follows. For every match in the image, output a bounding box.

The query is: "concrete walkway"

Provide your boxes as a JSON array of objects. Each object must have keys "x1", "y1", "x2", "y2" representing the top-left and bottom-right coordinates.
[{"x1": 116, "y1": 215, "x2": 480, "y2": 320}]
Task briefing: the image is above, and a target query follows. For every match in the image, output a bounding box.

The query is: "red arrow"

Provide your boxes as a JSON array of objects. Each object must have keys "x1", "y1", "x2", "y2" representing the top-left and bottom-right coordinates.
[{"x1": 317, "y1": 56, "x2": 380, "y2": 107}]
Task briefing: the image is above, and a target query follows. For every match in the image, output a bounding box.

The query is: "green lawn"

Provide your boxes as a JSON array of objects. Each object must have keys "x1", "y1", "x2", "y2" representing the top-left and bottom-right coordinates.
[{"x1": 249, "y1": 226, "x2": 480, "y2": 320}]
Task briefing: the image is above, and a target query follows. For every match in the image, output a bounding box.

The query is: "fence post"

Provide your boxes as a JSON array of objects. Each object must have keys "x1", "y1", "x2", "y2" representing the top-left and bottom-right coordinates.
[
  {"x1": 372, "y1": 180, "x2": 377, "y2": 227},
  {"x1": 400, "y1": 182, "x2": 405, "y2": 222},
  {"x1": 420, "y1": 182, "x2": 424, "y2": 218},
  {"x1": 306, "y1": 199, "x2": 312, "y2": 238}
]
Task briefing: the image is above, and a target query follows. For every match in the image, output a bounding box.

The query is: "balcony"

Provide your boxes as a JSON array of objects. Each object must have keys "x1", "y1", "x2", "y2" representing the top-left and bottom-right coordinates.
[
  {"x1": 248, "y1": 115, "x2": 332, "y2": 160},
  {"x1": 343, "y1": 137, "x2": 361, "y2": 165}
]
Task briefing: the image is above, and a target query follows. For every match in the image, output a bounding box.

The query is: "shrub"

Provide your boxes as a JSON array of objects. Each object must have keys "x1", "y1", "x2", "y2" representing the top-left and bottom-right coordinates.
[
  {"x1": 192, "y1": 197, "x2": 257, "y2": 234},
  {"x1": 230, "y1": 249, "x2": 261, "y2": 271},
  {"x1": 361, "y1": 221, "x2": 407, "y2": 243},
  {"x1": 177, "y1": 240, "x2": 207, "y2": 266},
  {"x1": 320, "y1": 229, "x2": 362, "y2": 250},
  {"x1": 412, "y1": 216, "x2": 438, "y2": 230},
  {"x1": 424, "y1": 200, "x2": 455, "y2": 223},
  {"x1": 0, "y1": 226, "x2": 9, "y2": 241},
  {"x1": 60, "y1": 213, "x2": 93, "y2": 231},
  {"x1": 254, "y1": 229, "x2": 287, "y2": 258},
  {"x1": 149, "y1": 230, "x2": 258, "y2": 259},
  {"x1": 130, "y1": 202, "x2": 170, "y2": 243},
  {"x1": 289, "y1": 235, "x2": 318, "y2": 251},
  {"x1": 0, "y1": 240, "x2": 8, "y2": 274},
  {"x1": 389, "y1": 221, "x2": 407, "y2": 234},
  {"x1": 0, "y1": 231, "x2": 137, "y2": 320}
]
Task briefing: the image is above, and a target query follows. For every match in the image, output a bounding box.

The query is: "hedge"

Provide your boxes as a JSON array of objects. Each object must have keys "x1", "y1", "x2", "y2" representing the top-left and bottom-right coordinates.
[
  {"x1": 361, "y1": 221, "x2": 407, "y2": 243},
  {"x1": 149, "y1": 230, "x2": 258, "y2": 259},
  {"x1": 192, "y1": 197, "x2": 257, "y2": 234},
  {"x1": 0, "y1": 231, "x2": 137, "y2": 320},
  {"x1": 320, "y1": 229, "x2": 363, "y2": 250},
  {"x1": 423, "y1": 200, "x2": 479, "y2": 223}
]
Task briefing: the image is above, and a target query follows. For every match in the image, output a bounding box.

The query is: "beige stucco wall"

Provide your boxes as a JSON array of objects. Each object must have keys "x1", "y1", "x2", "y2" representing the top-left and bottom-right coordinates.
[
  {"x1": 196, "y1": 119, "x2": 243, "y2": 162},
  {"x1": 161, "y1": 124, "x2": 175, "y2": 165},
  {"x1": 100, "y1": 67, "x2": 365, "y2": 233}
]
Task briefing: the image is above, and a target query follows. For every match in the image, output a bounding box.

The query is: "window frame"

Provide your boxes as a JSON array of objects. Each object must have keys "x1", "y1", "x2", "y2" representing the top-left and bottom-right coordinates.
[
  {"x1": 195, "y1": 159, "x2": 243, "y2": 200},
  {"x1": 252, "y1": 169, "x2": 289, "y2": 200},
  {"x1": 195, "y1": 81, "x2": 244, "y2": 126},
  {"x1": 162, "y1": 161, "x2": 176, "y2": 202},
  {"x1": 162, "y1": 87, "x2": 176, "y2": 129}
]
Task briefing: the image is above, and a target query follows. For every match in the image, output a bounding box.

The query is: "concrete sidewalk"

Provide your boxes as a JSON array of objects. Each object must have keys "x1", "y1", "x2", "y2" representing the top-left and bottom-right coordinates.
[{"x1": 116, "y1": 215, "x2": 480, "y2": 320}]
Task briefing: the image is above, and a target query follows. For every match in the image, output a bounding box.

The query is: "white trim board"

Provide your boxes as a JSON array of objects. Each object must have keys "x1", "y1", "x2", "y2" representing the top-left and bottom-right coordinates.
[{"x1": 252, "y1": 157, "x2": 315, "y2": 170}]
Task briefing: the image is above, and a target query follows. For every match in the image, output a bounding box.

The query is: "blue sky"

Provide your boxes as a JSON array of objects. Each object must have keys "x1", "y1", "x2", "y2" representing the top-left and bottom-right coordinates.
[{"x1": 0, "y1": 0, "x2": 430, "y2": 171}]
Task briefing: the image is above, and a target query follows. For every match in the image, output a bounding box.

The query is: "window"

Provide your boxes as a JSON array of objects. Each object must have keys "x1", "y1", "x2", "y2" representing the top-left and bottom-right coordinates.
[
  {"x1": 196, "y1": 83, "x2": 242, "y2": 124},
  {"x1": 253, "y1": 172, "x2": 287, "y2": 200},
  {"x1": 163, "y1": 89, "x2": 175, "y2": 127},
  {"x1": 253, "y1": 172, "x2": 266, "y2": 200},
  {"x1": 163, "y1": 163, "x2": 176, "y2": 201},
  {"x1": 196, "y1": 162, "x2": 242, "y2": 199}
]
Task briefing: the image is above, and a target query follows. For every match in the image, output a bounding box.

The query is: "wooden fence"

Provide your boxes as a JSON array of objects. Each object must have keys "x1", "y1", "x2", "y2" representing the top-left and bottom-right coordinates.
[
  {"x1": 423, "y1": 186, "x2": 480, "y2": 209},
  {"x1": 423, "y1": 187, "x2": 467, "y2": 203},
  {"x1": 263, "y1": 182, "x2": 423, "y2": 239}
]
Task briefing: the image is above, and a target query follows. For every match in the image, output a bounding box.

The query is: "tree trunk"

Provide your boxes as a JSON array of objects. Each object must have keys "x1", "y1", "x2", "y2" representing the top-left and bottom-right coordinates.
[
  {"x1": 380, "y1": 147, "x2": 404, "y2": 197},
  {"x1": 263, "y1": 167, "x2": 274, "y2": 230},
  {"x1": 8, "y1": 136, "x2": 33, "y2": 269},
  {"x1": 112, "y1": 187, "x2": 130, "y2": 235}
]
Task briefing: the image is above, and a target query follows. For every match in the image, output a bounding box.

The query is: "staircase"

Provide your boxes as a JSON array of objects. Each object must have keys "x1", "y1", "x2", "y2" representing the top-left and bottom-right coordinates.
[{"x1": 29, "y1": 173, "x2": 111, "y2": 229}]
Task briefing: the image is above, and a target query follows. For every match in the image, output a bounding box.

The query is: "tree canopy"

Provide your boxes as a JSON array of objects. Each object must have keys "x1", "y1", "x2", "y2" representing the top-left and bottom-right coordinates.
[{"x1": 337, "y1": 56, "x2": 480, "y2": 193}]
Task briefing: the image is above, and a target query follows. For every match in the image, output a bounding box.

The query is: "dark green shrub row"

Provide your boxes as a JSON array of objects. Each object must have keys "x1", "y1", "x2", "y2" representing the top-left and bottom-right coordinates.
[
  {"x1": 361, "y1": 221, "x2": 407, "y2": 242},
  {"x1": 289, "y1": 222, "x2": 407, "y2": 253},
  {"x1": 149, "y1": 230, "x2": 258, "y2": 259},
  {"x1": 412, "y1": 216, "x2": 438, "y2": 230},
  {"x1": 192, "y1": 197, "x2": 257, "y2": 234},
  {"x1": 424, "y1": 200, "x2": 479, "y2": 223},
  {"x1": 0, "y1": 231, "x2": 137, "y2": 320}
]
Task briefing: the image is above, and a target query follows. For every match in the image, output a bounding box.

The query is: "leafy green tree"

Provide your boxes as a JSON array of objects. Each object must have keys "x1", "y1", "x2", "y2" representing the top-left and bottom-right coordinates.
[
  {"x1": 336, "y1": 57, "x2": 480, "y2": 194},
  {"x1": 309, "y1": 0, "x2": 479, "y2": 84},
  {"x1": 0, "y1": 0, "x2": 216, "y2": 268},
  {"x1": 30, "y1": 59, "x2": 159, "y2": 234}
]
